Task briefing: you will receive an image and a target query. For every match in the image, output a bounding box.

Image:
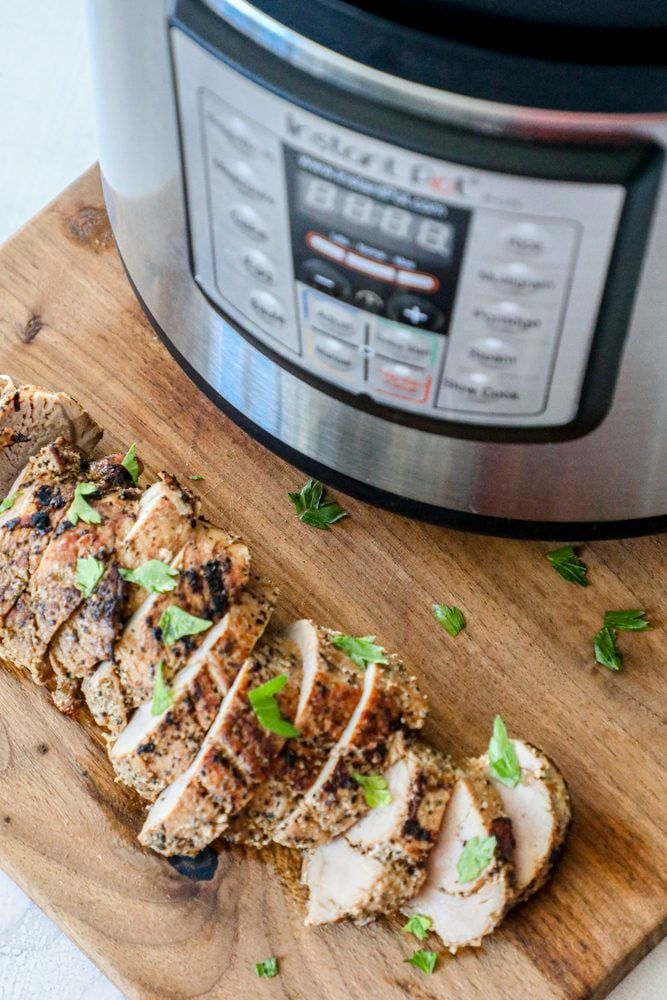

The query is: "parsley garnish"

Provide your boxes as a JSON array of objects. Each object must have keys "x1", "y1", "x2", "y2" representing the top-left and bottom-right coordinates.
[
  {"x1": 0, "y1": 491, "x2": 21, "y2": 513},
  {"x1": 487, "y1": 715, "x2": 521, "y2": 788},
  {"x1": 248, "y1": 675, "x2": 299, "y2": 737},
  {"x1": 74, "y1": 555, "x2": 105, "y2": 599},
  {"x1": 150, "y1": 661, "x2": 174, "y2": 716},
  {"x1": 189, "y1": 474, "x2": 204, "y2": 481},
  {"x1": 457, "y1": 835, "x2": 497, "y2": 884},
  {"x1": 120, "y1": 560, "x2": 178, "y2": 594},
  {"x1": 594, "y1": 625, "x2": 622, "y2": 671},
  {"x1": 352, "y1": 772, "x2": 392, "y2": 808},
  {"x1": 545, "y1": 545, "x2": 589, "y2": 586},
  {"x1": 402, "y1": 914, "x2": 432, "y2": 942},
  {"x1": 255, "y1": 957, "x2": 278, "y2": 978},
  {"x1": 603, "y1": 609, "x2": 650, "y2": 632},
  {"x1": 67, "y1": 482, "x2": 102, "y2": 525},
  {"x1": 432, "y1": 604, "x2": 466, "y2": 637},
  {"x1": 121, "y1": 443, "x2": 140, "y2": 484},
  {"x1": 331, "y1": 634, "x2": 388, "y2": 669},
  {"x1": 158, "y1": 605, "x2": 212, "y2": 646},
  {"x1": 287, "y1": 478, "x2": 348, "y2": 530},
  {"x1": 404, "y1": 949, "x2": 437, "y2": 975}
]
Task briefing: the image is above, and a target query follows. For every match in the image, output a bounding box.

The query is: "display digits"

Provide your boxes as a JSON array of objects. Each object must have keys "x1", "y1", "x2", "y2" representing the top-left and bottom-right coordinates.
[
  {"x1": 415, "y1": 218, "x2": 453, "y2": 256},
  {"x1": 378, "y1": 206, "x2": 411, "y2": 239},
  {"x1": 304, "y1": 178, "x2": 337, "y2": 213},
  {"x1": 341, "y1": 192, "x2": 375, "y2": 225}
]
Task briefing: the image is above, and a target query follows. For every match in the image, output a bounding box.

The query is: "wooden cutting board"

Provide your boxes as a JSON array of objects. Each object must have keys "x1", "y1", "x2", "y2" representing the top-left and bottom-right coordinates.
[{"x1": 0, "y1": 167, "x2": 665, "y2": 1000}]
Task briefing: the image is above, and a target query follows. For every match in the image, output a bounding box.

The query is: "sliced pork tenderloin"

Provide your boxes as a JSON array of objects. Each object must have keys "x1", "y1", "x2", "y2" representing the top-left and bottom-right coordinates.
[
  {"x1": 115, "y1": 520, "x2": 251, "y2": 708},
  {"x1": 303, "y1": 742, "x2": 454, "y2": 925},
  {"x1": 0, "y1": 377, "x2": 101, "y2": 495},
  {"x1": 272, "y1": 657, "x2": 428, "y2": 850},
  {"x1": 139, "y1": 637, "x2": 301, "y2": 856},
  {"x1": 402, "y1": 758, "x2": 514, "y2": 953},
  {"x1": 226, "y1": 620, "x2": 368, "y2": 847},
  {"x1": 110, "y1": 580, "x2": 278, "y2": 800},
  {"x1": 481, "y1": 739, "x2": 571, "y2": 903},
  {"x1": 0, "y1": 455, "x2": 139, "y2": 683}
]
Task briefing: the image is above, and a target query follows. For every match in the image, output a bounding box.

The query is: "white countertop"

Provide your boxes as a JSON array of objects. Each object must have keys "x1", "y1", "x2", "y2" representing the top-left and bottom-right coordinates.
[{"x1": 0, "y1": 2, "x2": 664, "y2": 997}]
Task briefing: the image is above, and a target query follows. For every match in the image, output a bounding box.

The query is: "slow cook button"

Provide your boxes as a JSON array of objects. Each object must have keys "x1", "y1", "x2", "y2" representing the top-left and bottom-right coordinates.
[
  {"x1": 249, "y1": 290, "x2": 286, "y2": 330},
  {"x1": 372, "y1": 322, "x2": 437, "y2": 369},
  {"x1": 471, "y1": 300, "x2": 544, "y2": 336},
  {"x1": 438, "y1": 371, "x2": 542, "y2": 412},
  {"x1": 313, "y1": 333, "x2": 357, "y2": 372},
  {"x1": 371, "y1": 358, "x2": 432, "y2": 404},
  {"x1": 311, "y1": 298, "x2": 359, "y2": 341},
  {"x1": 476, "y1": 262, "x2": 557, "y2": 297},
  {"x1": 229, "y1": 204, "x2": 269, "y2": 244}
]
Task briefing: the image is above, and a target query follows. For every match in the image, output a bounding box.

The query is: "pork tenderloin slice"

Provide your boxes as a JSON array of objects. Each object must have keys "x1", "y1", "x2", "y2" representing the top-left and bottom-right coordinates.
[
  {"x1": 302, "y1": 742, "x2": 454, "y2": 925},
  {"x1": 139, "y1": 637, "x2": 301, "y2": 856},
  {"x1": 0, "y1": 440, "x2": 86, "y2": 622},
  {"x1": 116, "y1": 520, "x2": 251, "y2": 707},
  {"x1": 272, "y1": 657, "x2": 426, "y2": 850},
  {"x1": 482, "y1": 739, "x2": 571, "y2": 903},
  {"x1": 0, "y1": 378, "x2": 102, "y2": 496},
  {"x1": 82, "y1": 659, "x2": 128, "y2": 734},
  {"x1": 0, "y1": 456, "x2": 139, "y2": 682},
  {"x1": 120, "y1": 472, "x2": 198, "y2": 615},
  {"x1": 402, "y1": 760, "x2": 514, "y2": 953},
  {"x1": 110, "y1": 580, "x2": 278, "y2": 800}
]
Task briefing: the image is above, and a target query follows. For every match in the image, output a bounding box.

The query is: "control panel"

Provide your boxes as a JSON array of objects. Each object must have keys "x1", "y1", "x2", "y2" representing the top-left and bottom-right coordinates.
[{"x1": 172, "y1": 28, "x2": 626, "y2": 428}]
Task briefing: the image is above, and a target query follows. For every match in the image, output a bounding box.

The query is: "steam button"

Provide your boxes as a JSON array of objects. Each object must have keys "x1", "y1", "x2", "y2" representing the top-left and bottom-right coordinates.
[
  {"x1": 300, "y1": 259, "x2": 352, "y2": 300},
  {"x1": 387, "y1": 294, "x2": 444, "y2": 331}
]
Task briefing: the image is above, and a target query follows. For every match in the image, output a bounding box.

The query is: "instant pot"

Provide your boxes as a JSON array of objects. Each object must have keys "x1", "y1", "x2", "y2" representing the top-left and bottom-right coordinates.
[{"x1": 87, "y1": 0, "x2": 667, "y2": 537}]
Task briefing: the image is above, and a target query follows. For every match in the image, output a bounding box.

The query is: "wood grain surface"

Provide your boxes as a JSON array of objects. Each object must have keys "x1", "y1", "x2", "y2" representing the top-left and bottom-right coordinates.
[{"x1": 0, "y1": 167, "x2": 665, "y2": 1000}]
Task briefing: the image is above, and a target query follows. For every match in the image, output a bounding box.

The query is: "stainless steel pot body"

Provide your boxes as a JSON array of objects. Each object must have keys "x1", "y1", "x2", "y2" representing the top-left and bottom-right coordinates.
[{"x1": 87, "y1": 0, "x2": 667, "y2": 535}]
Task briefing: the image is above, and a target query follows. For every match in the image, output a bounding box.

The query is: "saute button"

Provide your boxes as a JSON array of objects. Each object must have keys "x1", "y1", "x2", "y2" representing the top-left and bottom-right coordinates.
[
  {"x1": 249, "y1": 290, "x2": 286, "y2": 329},
  {"x1": 313, "y1": 333, "x2": 357, "y2": 372},
  {"x1": 242, "y1": 249, "x2": 276, "y2": 286},
  {"x1": 372, "y1": 323, "x2": 436, "y2": 369},
  {"x1": 229, "y1": 204, "x2": 269, "y2": 244},
  {"x1": 387, "y1": 294, "x2": 444, "y2": 332},
  {"x1": 300, "y1": 259, "x2": 352, "y2": 300},
  {"x1": 311, "y1": 298, "x2": 359, "y2": 340},
  {"x1": 475, "y1": 262, "x2": 556, "y2": 297}
]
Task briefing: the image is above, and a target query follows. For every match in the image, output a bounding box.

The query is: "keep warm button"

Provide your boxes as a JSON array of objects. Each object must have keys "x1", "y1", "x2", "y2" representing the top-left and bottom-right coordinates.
[
  {"x1": 370, "y1": 358, "x2": 432, "y2": 404},
  {"x1": 437, "y1": 370, "x2": 544, "y2": 414}
]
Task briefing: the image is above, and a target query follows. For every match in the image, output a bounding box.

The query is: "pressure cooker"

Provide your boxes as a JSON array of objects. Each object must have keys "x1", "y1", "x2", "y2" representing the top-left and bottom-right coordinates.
[{"x1": 87, "y1": 0, "x2": 667, "y2": 536}]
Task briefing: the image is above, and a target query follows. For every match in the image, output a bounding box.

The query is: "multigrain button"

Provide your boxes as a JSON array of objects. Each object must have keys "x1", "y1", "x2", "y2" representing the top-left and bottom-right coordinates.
[
  {"x1": 471, "y1": 301, "x2": 543, "y2": 335},
  {"x1": 313, "y1": 333, "x2": 357, "y2": 372},
  {"x1": 498, "y1": 222, "x2": 551, "y2": 257},
  {"x1": 466, "y1": 337, "x2": 520, "y2": 370},
  {"x1": 476, "y1": 262, "x2": 556, "y2": 297},
  {"x1": 229, "y1": 204, "x2": 269, "y2": 243},
  {"x1": 242, "y1": 249, "x2": 276, "y2": 286},
  {"x1": 249, "y1": 289, "x2": 285, "y2": 330}
]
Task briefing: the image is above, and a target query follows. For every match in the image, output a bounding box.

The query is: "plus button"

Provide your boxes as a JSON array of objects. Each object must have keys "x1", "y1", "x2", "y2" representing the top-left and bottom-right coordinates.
[{"x1": 402, "y1": 304, "x2": 429, "y2": 326}]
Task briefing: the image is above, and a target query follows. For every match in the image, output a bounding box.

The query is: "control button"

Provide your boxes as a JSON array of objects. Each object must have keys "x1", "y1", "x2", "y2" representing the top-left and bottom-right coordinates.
[
  {"x1": 207, "y1": 110, "x2": 259, "y2": 157},
  {"x1": 465, "y1": 337, "x2": 520, "y2": 370},
  {"x1": 242, "y1": 249, "x2": 276, "y2": 286},
  {"x1": 471, "y1": 301, "x2": 543, "y2": 335},
  {"x1": 498, "y1": 222, "x2": 551, "y2": 257},
  {"x1": 370, "y1": 358, "x2": 432, "y2": 403},
  {"x1": 476, "y1": 262, "x2": 556, "y2": 297},
  {"x1": 249, "y1": 289, "x2": 286, "y2": 330},
  {"x1": 229, "y1": 204, "x2": 269, "y2": 244},
  {"x1": 345, "y1": 251, "x2": 395, "y2": 283},
  {"x1": 387, "y1": 294, "x2": 444, "y2": 332},
  {"x1": 311, "y1": 298, "x2": 359, "y2": 341},
  {"x1": 437, "y1": 370, "x2": 543, "y2": 413},
  {"x1": 215, "y1": 159, "x2": 273, "y2": 203},
  {"x1": 313, "y1": 333, "x2": 357, "y2": 373},
  {"x1": 372, "y1": 322, "x2": 437, "y2": 370},
  {"x1": 395, "y1": 269, "x2": 439, "y2": 293},
  {"x1": 354, "y1": 289, "x2": 384, "y2": 313},
  {"x1": 300, "y1": 259, "x2": 352, "y2": 300},
  {"x1": 306, "y1": 232, "x2": 347, "y2": 263}
]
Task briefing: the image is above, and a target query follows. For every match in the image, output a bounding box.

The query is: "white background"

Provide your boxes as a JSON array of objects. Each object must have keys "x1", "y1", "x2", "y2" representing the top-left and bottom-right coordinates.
[{"x1": 0, "y1": 2, "x2": 664, "y2": 997}]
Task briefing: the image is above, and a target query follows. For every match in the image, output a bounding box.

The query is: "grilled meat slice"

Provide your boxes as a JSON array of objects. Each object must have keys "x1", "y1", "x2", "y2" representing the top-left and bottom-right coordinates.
[
  {"x1": 120, "y1": 472, "x2": 198, "y2": 615},
  {"x1": 0, "y1": 456, "x2": 138, "y2": 683},
  {"x1": 482, "y1": 740, "x2": 571, "y2": 903},
  {"x1": 273, "y1": 658, "x2": 427, "y2": 849},
  {"x1": 226, "y1": 620, "x2": 367, "y2": 847},
  {"x1": 0, "y1": 377, "x2": 101, "y2": 495},
  {"x1": 110, "y1": 581, "x2": 278, "y2": 800},
  {"x1": 0, "y1": 440, "x2": 86, "y2": 624},
  {"x1": 402, "y1": 759, "x2": 514, "y2": 953},
  {"x1": 82, "y1": 659, "x2": 128, "y2": 733},
  {"x1": 303, "y1": 742, "x2": 454, "y2": 925},
  {"x1": 139, "y1": 637, "x2": 301, "y2": 856},
  {"x1": 115, "y1": 520, "x2": 251, "y2": 707}
]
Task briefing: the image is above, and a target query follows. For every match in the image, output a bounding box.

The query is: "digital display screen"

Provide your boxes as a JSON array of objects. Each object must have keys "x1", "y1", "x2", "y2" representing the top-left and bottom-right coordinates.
[{"x1": 297, "y1": 174, "x2": 455, "y2": 261}]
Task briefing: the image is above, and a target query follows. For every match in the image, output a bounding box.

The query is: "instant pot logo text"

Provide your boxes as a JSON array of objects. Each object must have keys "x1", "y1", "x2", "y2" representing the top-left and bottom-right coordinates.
[{"x1": 286, "y1": 113, "x2": 474, "y2": 197}]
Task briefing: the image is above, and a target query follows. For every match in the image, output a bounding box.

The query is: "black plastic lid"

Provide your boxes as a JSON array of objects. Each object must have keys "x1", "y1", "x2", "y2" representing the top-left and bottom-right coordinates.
[{"x1": 250, "y1": 0, "x2": 667, "y2": 112}]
